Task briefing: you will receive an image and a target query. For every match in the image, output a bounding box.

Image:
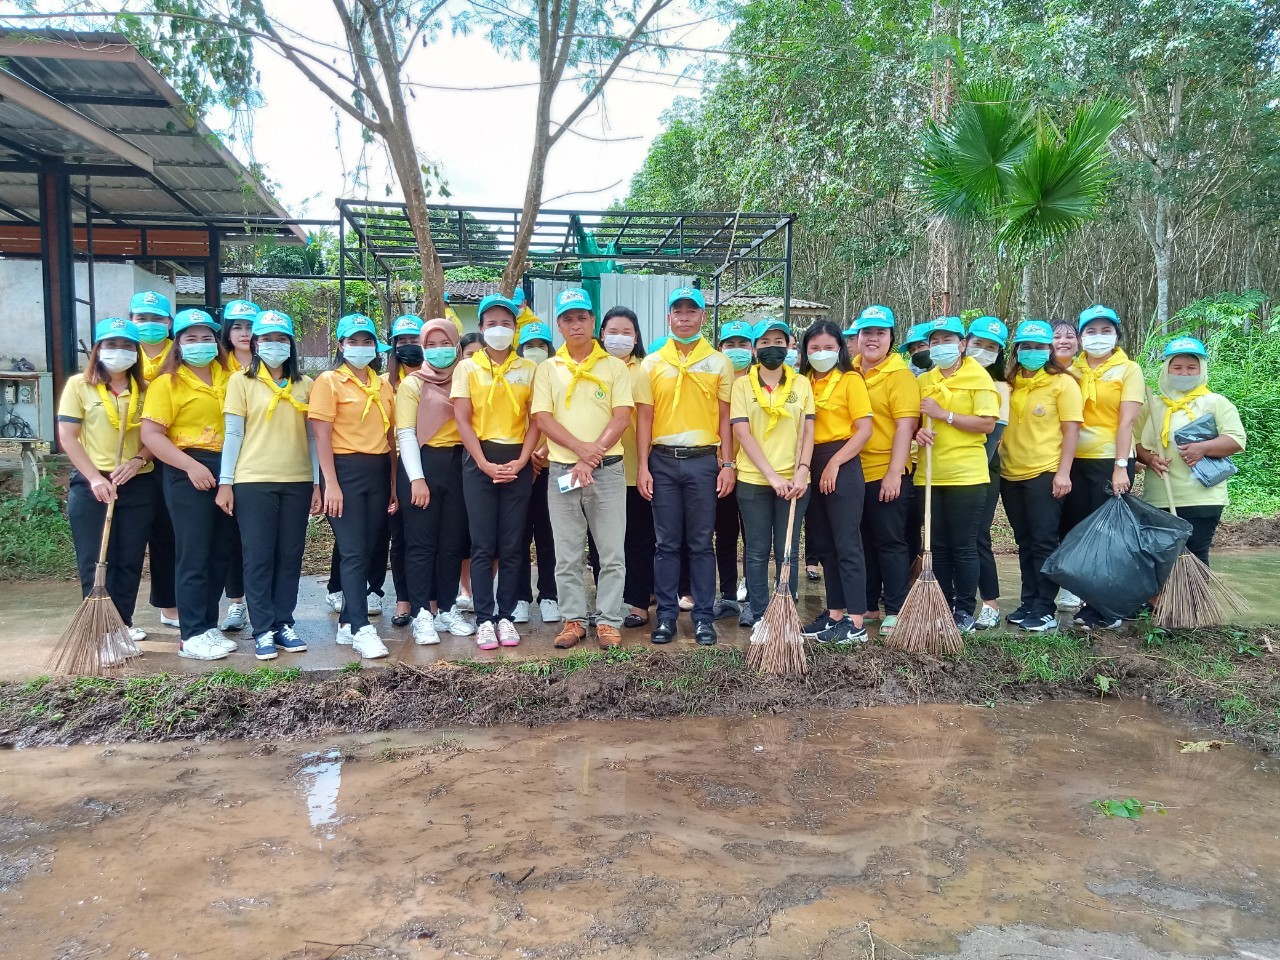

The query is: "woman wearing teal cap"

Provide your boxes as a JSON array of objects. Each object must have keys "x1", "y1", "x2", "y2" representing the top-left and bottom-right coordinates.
[
  {"x1": 514, "y1": 320, "x2": 560, "y2": 626},
  {"x1": 382, "y1": 313, "x2": 428, "y2": 627},
  {"x1": 57, "y1": 317, "x2": 157, "y2": 646},
  {"x1": 965, "y1": 316, "x2": 1011, "y2": 629},
  {"x1": 712, "y1": 319, "x2": 755, "y2": 620},
  {"x1": 216, "y1": 299, "x2": 259, "y2": 634}
]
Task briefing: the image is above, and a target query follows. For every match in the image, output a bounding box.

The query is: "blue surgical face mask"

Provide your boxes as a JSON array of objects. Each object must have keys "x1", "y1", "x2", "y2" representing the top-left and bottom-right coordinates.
[
  {"x1": 723, "y1": 347, "x2": 752, "y2": 371},
  {"x1": 929, "y1": 343, "x2": 963, "y2": 369},
  {"x1": 784, "y1": 348, "x2": 799, "y2": 368},
  {"x1": 344, "y1": 345, "x2": 377, "y2": 369},
  {"x1": 671, "y1": 332, "x2": 702, "y2": 344},
  {"x1": 256, "y1": 341, "x2": 292, "y2": 368},
  {"x1": 180, "y1": 342, "x2": 218, "y2": 368},
  {"x1": 1019, "y1": 348, "x2": 1051, "y2": 372},
  {"x1": 424, "y1": 346, "x2": 458, "y2": 369},
  {"x1": 135, "y1": 321, "x2": 169, "y2": 344}
]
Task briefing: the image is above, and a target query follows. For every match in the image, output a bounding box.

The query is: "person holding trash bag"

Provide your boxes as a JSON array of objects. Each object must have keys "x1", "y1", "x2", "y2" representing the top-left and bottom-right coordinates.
[
  {"x1": 1136, "y1": 336, "x2": 1246, "y2": 566},
  {"x1": 1000, "y1": 320, "x2": 1083, "y2": 633},
  {"x1": 965, "y1": 316, "x2": 1011, "y2": 629}
]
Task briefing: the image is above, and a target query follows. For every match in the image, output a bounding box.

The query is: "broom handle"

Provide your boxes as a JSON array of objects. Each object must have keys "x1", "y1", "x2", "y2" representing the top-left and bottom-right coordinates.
[
  {"x1": 775, "y1": 412, "x2": 808, "y2": 591},
  {"x1": 922, "y1": 416, "x2": 934, "y2": 552},
  {"x1": 1145, "y1": 387, "x2": 1180, "y2": 519},
  {"x1": 92, "y1": 404, "x2": 132, "y2": 589}
]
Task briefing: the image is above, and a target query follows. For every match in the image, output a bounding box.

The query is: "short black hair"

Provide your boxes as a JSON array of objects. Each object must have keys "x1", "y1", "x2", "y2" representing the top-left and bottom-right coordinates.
[{"x1": 798, "y1": 319, "x2": 852, "y2": 375}]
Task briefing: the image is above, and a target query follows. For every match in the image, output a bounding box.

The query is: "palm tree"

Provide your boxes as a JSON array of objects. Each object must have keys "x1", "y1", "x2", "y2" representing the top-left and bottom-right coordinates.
[{"x1": 916, "y1": 80, "x2": 1130, "y2": 316}]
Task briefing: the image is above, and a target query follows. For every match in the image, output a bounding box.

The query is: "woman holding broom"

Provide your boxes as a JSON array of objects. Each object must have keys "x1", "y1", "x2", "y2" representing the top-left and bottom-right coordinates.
[
  {"x1": 56, "y1": 317, "x2": 157, "y2": 645},
  {"x1": 965, "y1": 316, "x2": 1011, "y2": 630},
  {"x1": 731, "y1": 318, "x2": 815, "y2": 628},
  {"x1": 1135, "y1": 337, "x2": 1246, "y2": 566}
]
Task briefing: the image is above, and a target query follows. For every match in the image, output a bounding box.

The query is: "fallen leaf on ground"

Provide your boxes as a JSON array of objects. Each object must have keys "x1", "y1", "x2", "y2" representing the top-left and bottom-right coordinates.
[{"x1": 1179, "y1": 739, "x2": 1232, "y2": 753}]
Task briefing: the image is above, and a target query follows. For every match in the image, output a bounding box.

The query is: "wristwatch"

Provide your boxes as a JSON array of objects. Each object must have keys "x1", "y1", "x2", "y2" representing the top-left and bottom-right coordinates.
[
  {"x1": 720, "y1": 461, "x2": 736, "y2": 470},
  {"x1": 946, "y1": 410, "x2": 955, "y2": 425},
  {"x1": 1114, "y1": 458, "x2": 1129, "y2": 468}
]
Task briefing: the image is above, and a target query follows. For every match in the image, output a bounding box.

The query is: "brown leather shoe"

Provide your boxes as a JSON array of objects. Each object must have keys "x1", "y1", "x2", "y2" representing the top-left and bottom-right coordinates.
[
  {"x1": 554, "y1": 621, "x2": 586, "y2": 649},
  {"x1": 596, "y1": 623, "x2": 621, "y2": 649}
]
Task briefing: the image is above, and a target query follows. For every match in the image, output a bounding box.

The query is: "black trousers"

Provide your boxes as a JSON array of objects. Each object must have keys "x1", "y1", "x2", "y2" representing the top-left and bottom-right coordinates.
[
  {"x1": 1062, "y1": 458, "x2": 1134, "y2": 537},
  {"x1": 519, "y1": 468, "x2": 557, "y2": 603},
  {"x1": 806, "y1": 441, "x2": 866, "y2": 614},
  {"x1": 463, "y1": 441, "x2": 534, "y2": 624},
  {"x1": 67, "y1": 469, "x2": 157, "y2": 628},
  {"x1": 736, "y1": 480, "x2": 811, "y2": 612},
  {"x1": 388, "y1": 507, "x2": 406, "y2": 601},
  {"x1": 162, "y1": 450, "x2": 235, "y2": 641},
  {"x1": 905, "y1": 466, "x2": 924, "y2": 566},
  {"x1": 326, "y1": 509, "x2": 392, "y2": 598},
  {"x1": 325, "y1": 453, "x2": 391, "y2": 631},
  {"x1": 1166, "y1": 505, "x2": 1223, "y2": 567},
  {"x1": 714, "y1": 490, "x2": 742, "y2": 598},
  {"x1": 862, "y1": 473, "x2": 914, "y2": 615},
  {"x1": 976, "y1": 460, "x2": 1002, "y2": 602},
  {"x1": 398, "y1": 445, "x2": 469, "y2": 614},
  {"x1": 225, "y1": 523, "x2": 244, "y2": 599},
  {"x1": 1001, "y1": 471, "x2": 1063, "y2": 618},
  {"x1": 931, "y1": 484, "x2": 987, "y2": 617},
  {"x1": 235, "y1": 481, "x2": 311, "y2": 636},
  {"x1": 589, "y1": 485, "x2": 655, "y2": 610},
  {"x1": 650, "y1": 451, "x2": 718, "y2": 622},
  {"x1": 146, "y1": 463, "x2": 176, "y2": 609}
]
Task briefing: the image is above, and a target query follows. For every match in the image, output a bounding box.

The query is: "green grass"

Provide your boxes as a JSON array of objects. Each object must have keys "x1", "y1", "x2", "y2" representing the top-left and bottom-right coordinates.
[
  {"x1": 0, "y1": 478, "x2": 76, "y2": 580},
  {"x1": 966, "y1": 629, "x2": 1093, "y2": 683}
]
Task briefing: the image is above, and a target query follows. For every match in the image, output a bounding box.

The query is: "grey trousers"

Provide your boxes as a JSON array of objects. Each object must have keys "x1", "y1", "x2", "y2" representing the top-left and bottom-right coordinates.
[{"x1": 547, "y1": 460, "x2": 627, "y2": 627}]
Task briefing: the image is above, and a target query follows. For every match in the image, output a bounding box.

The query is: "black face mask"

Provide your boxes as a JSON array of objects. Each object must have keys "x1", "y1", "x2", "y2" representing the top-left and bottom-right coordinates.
[
  {"x1": 394, "y1": 344, "x2": 424, "y2": 367},
  {"x1": 911, "y1": 350, "x2": 934, "y2": 371},
  {"x1": 756, "y1": 346, "x2": 787, "y2": 370}
]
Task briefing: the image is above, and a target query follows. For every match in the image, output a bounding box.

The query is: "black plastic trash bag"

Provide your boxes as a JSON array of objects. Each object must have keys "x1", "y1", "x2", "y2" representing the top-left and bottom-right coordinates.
[
  {"x1": 1173, "y1": 413, "x2": 1239, "y2": 488},
  {"x1": 1042, "y1": 495, "x2": 1192, "y2": 620}
]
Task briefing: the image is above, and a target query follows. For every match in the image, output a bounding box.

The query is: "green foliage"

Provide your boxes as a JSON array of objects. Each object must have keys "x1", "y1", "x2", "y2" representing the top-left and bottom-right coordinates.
[
  {"x1": 970, "y1": 630, "x2": 1092, "y2": 683},
  {"x1": 1092, "y1": 797, "x2": 1166, "y2": 819},
  {"x1": 0, "y1": 477, "x2": 75, "y2": 581}
]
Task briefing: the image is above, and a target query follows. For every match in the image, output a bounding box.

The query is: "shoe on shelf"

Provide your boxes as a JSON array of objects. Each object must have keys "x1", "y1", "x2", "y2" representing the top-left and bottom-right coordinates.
[
  {"x1": 254, "y1": 632, "x2": 278, "y2": 661},
  {"x1": 802, "y1": 613, "x2": 835, "y2": 639},
  {"x1": 738, "y1": 603, "x2": 755, "y2": 629},
  {"x1": 596, "y1": 624, "x2": 621, "y2": 649},
  {"x1": 954, "y1": 612, "x2": 977, "y2": 634},
  {"x1": 554, "y1": 621, "x2": 586, "y2": 649},
  {"x1": 476, "y1": 622, "x2": 499, "y2": 651},
  {"x1": 1055, "y1": 588, "x2": 1082, "y2": 610},
  {"x1": 352, "y1": 625, "x2": 389, "y2": 658},
  {"x1": 325, "y1": 592, "x2": 344, "y2": 614},
  {"x1": 178, "y1": 630, "x2": 229, "y2": 661},
  {"x1": 651, "y1": 619, "x2": 676, "y2": 644},
  {"x1": 159, "y1": 612, "x2": 180, "y2": 628},
  {"x1": 1023, "y1": 614, "x2": 1059, "y2": 633},
  {"x1": 455, "y1": 593, "x2": 474, "y2": 613},
  {"x1": 336, "y1": 624, "x2": 354, "y2": 645},
  {"x1": 1006, "y1": 607, "x2": 1030, "y2": 627},
  {"x1": 128, "y1": 626, "x2": 147, "y2": 643},
  {"x1": 678, "y1": 595, "x2": 694, "y2": 612},
  {"x1": 694, "y1": 619, "x2": 717, "y2": 646},
  {"x1": 539, "y1": 598, "x2": 562, "y2": 623},
  {"x1": 736, "y1": 578, "x2": 747, "y2": 603},
  {"x1": 975, "y1": 605, "x2": 1001, "y2": 630},
  {"x1": 512, "y1": 600, "x2": 531, "y2": 624},
  {"x1": 275, "y1": 625, "x2": 307, "y2": 652},
  {"x1": 497, "y1": 619, "x2": 521, "y2": 647},
  {"x1": 1075, "y1": 606, "x2": 1122, "y2": 632},
  {"x1": 879, "y1": 614, "x2": 898, "y2": 637},
  {"x1": 412, "y1": 610, "x2": 441, "y2": 645},
  {"x1": 366, "y1": 593, "x2": 383, "y2": 617},
  {"x1": 220, "y1": 601, "x2": 248, "y2": 632},
  {"x1": 711, "y1": 598, "x2": 740, "y2": 620}
]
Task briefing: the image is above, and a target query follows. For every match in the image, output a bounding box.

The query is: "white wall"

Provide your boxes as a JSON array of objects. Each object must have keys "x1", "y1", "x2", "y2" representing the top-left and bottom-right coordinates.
[{"x1": 0, "y1": 261, "x2": 174, "y2": 372}]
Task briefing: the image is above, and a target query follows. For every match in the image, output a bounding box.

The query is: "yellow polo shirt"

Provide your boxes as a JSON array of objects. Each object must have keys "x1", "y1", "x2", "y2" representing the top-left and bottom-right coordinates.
[
  {"x1": 141, "y1": 362, "x2": 229, "y2": 452},
  {"x1": 854, "y1": 353, "x2": 921, "y2": 482},
  {"x1": 56, "y1": 374, "x2": 152, "y2": 474},
  {"x1": 730, "y1": 369, "x2": 815, "y2": 485},
  {"x1": 394, "y1": 376, "x2": 462, "y2": 448},
  {"x1": 916, "y1": 358, "x2": 1001, "y2": 486},
  {"x1": 641, "y1": 339, "x2": 733, "y2": 448},
  {"x1": 621, "y1": 357, "x2": 654, "y2": 485},
  {"x1": 532, "y1": 346, "x2": 634, "y2": 465},
  {"x1": 223, "y1": 371, "x2": 314, "y2": 483},
  {"x1": 1000, "y1": 371, "x2": 1085, "y2": 481},
  {"x1": 809, "y1": 369, "x2": 872, "y2": 444},
  {"x1": 1073, "y1": 351, "x2": 1145, "y2": 460},
  {"x1": 307, "y1": 365, "x2": 393, "y2": 455},
  {"x1": 450, "y1": 351, "x2": 536, "y2": 445},
  {"x1": 139, "y1": 341, "x2": 171, "y2": 383}
]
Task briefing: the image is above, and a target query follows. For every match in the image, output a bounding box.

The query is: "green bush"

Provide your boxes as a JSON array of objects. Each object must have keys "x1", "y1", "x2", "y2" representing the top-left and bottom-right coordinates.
[{"x1": 0, "y1": 477, "x2": 76, "y2": 580}]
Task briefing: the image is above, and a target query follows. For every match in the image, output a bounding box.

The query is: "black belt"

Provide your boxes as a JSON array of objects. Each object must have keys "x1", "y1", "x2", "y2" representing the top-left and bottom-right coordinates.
[
  {"x1": 651, "y1": 444, "x2": 717, "y2": 460},
  {"x1": 600, "y1": 455, "x2": 623, "y2": 466}
]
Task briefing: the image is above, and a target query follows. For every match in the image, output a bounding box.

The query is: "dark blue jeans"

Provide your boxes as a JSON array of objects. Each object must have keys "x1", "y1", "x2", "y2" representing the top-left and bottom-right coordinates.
[
  {"x1": 736, "y1": 480, "x2": 811, "y2": 615},
  {"x1": 650, "y1": 452, "x2": 718, "y2": 622}
]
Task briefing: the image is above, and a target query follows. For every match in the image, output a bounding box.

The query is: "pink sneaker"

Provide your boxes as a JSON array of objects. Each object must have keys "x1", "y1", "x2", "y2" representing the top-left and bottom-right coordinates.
[
  {"x1": 476, "y1": 622, "x2": 499, "y2": 651},
  {"x1": 497, "y1": 618, "x2": 521, "y2": 647}
]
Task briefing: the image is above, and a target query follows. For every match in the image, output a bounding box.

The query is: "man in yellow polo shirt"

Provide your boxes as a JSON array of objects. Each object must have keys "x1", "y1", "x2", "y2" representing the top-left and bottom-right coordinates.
[
  {"x1": 532, "y1": 288, "x2": 634, "y2": 650},
  {"x1": 637, "y1": 286, "x2": 735, "y2": 646}
]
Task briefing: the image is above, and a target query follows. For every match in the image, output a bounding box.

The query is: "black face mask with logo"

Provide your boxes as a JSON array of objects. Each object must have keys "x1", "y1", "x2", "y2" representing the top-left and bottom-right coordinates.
[
  {"x1": 394, "y1": 344, "x2": 424, "y2": 367},
  {"x1": 756, "y1": 346, "x2": 788, "y2": 370}
]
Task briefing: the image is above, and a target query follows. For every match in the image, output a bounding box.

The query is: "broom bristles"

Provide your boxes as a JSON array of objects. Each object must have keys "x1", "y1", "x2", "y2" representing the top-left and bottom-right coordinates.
[
  {"x1": 48, "y1": 587, "x2": 142, "y2": 677},
  {"x1": 883, "y1": 552, "x2": 963, "y2": 655},
  {"x1": 1153, "y1": 549, "x2": 1250, "y2": 629},
  {"x1": 746, "y1": 584, "x2": 809, "y2": 676}
]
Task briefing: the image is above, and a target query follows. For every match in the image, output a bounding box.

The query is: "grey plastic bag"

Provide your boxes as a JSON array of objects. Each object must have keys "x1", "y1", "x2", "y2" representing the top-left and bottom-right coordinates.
[{"x1": 1173, "y1": 413, "x2": 1238, "y2": 488}]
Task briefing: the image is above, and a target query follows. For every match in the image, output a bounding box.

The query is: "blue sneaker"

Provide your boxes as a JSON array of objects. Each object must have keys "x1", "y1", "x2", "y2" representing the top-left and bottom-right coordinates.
[
  {"x1": 254, "y1": 631, "x2": 278, "y2": 660},
  {"x1": 274, "y1": 624, "x2": 307, "y2": 653}
]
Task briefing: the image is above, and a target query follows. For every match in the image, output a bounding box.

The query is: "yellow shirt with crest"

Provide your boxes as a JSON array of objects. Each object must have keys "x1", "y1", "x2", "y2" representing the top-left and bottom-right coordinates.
[
  {"x1": 57, "y1": 375, "x2": 153, "y2": 474},
  {"x1": 308, "y1": 365, "x2": 394, "y2": 455},
  {"x1": 1000, "y1": 371, "x2": 1084, "y2": 482},
  {"x1": 1072, "y1": 350, "x2": 1145, "y2": 460},
  {"x1": 730, "y1": 367, "x2": 815, "y2": 485},
  {"x1": 854, "y1": 353, "x2": 921, "y2": 482},
  {"x1": 450, "y1": 351, "x2": 537, "y2": 444},
  {"x1": 531, "y1": 346, "x2": 634, "y2": 465},
  {"x1": 224, "y1": 370, "x2": 314, "y2": 483},
  {"x1": 641, "y1": 339, "x2": 734, "y2": 448},
  {"x1": 916, "y1": 357, "x2": 1001, "y2": 486}
]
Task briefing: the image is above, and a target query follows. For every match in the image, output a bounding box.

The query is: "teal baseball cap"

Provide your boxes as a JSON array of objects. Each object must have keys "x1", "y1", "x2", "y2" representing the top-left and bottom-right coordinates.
[
  {"x1": 512, "y1": 288, "x2": 526, "y2": 307},
  {"x1": 1013, "y1": 319, "x2": 1054, "y2": 345},
  {"x1": 967, "y1": 316, "x2": 1009, "y2": 344},
  {"x1": 754, "y1": 317, "x2": 791, "y2": 340},
  {"x1": 667, "y1": 286, "x2": 706, "y2": 310},
  {"x1": 335, "y1": 313, "x2": 379, "y2": 341},
  {"x1": 649, "y1": 335, "x2": 670, "y2": 353},
  {"x1": 252, "y1": 310, "x2": 295, "y2": 338},
  {"x1": 1164, "y1": 336, "x2": 1208, "y2": 359},
  {"x1": 173, "y1": 308, "x2": 219, "y2": 337},
  {"x1": 903, "y1": 323, "x2": 932, "y2": 347},
  {"x1": 926, "y1": 316, "x2": 967, "y2": 339},
  {"x1": 221, "y1": 299, "x2": 259, "y2": 322},
  {"x1": 854, "y1": 304, "x2": 895, "y2": 332},
  {"x1": 94, "y1": 317, "x2": 139, "y2": 344},
  {"x1": 717, "y1": 319, "x2": 755, "y2": 343},
  {"x1": 519, "y1": 321, "x2": 553, "y2": 346},
  {"x1": 477, "y1": 293, "x2": 518, "y2": 321},
  {"x1": 1078, "y1": 303, "x2": 1120, "y2": 330},
  {"x1": 129, "y1": 291, "x2": 171, "y2": 318},
  {"x1": 390, "y1": 314, "x2": 424, "y2": 339},
  {"x1": 555, "y1": 287, "x2": 594, "y2": 318}
]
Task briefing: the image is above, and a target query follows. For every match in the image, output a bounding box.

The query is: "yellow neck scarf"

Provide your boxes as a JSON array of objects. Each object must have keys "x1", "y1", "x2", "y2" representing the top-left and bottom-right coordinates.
[
  {"x1": 1011, "y1": 368, "x2": 1051, "y2": 422},
  {"x1": 96, "y1": 379, "x2": 141, "y2": 432},
  {"x1": 858, "y1": 351, "x2": 908, "y2": 390},
  {"x1": 1159, "y1": 385, "x2": 1211, "y2": 448},
  {"x1": 140, "y1": 341, "x2": 171, "y2": 382},
  {"x1": 920, "y1": 355, "x2": 991, "y2": 409},
  {"x1": 658, "y1": 337, "x2": 715, "y2": 409},
  {"x1": 556, "y1": 342, "x2": 609, "y2": 408},
  {"x1": 477, "y1": 350, "x2": 523, "y2": 417},
  {"x1": 811, "y1": 369, "x2": 844, "y2": 411},
  {"x1": 343, "y1": 364, "x2": 390, "y2": 431},
  {"x1": 1073, "y1": 348, "x2": 1130, "y2": 404},
  {"x1": 257, "y1": 367, "x2": 309, "y2": 422},
  {"x1": 749, "y1": 365, "x2": 796, "y2": 434},
  {"x1": 178, "y1": 361, "x2": 228, "y2": 403}
]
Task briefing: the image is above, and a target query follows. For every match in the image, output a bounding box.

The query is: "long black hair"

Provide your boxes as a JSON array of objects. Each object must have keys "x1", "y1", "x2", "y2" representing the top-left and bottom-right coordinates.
[
  {"x1": 247, "y1": 334, "x2": 302, "y2": 384},
  {"x1": 458, "y1": 331, "x2": 483, "y2": 357},
  {"x1": 798, "y1": 319, "x2": 852, "y2": 376},
  {"x1": 599, "y1": 306, "x2": 646, "y2": 359}
]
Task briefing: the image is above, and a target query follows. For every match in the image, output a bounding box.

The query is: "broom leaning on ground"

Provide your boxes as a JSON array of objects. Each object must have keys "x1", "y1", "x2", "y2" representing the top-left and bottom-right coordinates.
[
  {"x1": 884, "y1": 418, "x2": 963, "y2": 655},
  {"x1": 48, "y1": 414, "x2": 143, "y2": 676}
]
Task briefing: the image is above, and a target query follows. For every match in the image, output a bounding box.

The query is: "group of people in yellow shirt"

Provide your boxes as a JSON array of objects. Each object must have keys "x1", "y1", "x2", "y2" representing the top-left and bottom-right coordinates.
[{"x1": 55, "y1": 287, "x2": 1245, "y2": 661}]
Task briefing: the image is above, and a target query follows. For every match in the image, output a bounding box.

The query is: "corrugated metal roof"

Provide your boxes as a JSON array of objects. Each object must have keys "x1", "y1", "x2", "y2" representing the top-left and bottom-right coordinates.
[
  {"x1": 713, "y1": 295, "x2": 829, "y2": 311},
  {"x1": 174, "y1": 275, "x2": 501, "y2": 303}
]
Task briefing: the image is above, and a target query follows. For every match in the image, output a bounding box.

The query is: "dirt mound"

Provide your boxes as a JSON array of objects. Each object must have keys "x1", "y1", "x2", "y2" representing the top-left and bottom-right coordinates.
[{"x1": 1215, "y1": 513, "x2": 1280, "y2": 548}]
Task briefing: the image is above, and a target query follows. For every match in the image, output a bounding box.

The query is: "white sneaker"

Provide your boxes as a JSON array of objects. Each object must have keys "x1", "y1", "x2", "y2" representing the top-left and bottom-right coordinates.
[
  {"x1": 128, "y1": 626, "x2": 147, "y2": 642},
  {"x1": 497, "y1": 618, "x2": 521, "y2": 647},
  {"x1": 325, "y1": 592, "x2": 344, "y2": 613},
  {"x1": 476, "y1": 621, "x2": 499, "y2": 650},
  {"x1": 336, "y1": 624, "x2": 354, "y2": 645},
  {"x1": 454, "y1": 593, "x2": 474, "y2": 613},
  {"x1": 179, "y1": 630, "x2": 229, "y2": 661},
  {"x1": 220, "y1": 601, "x2": 248, "y2": 631},
  {"x1": 159, "y1": 612, "x2": 180, "y2": 627},
  {"x1": 736, "y1": 577, "x2": 747, "y2": 603},
  {"x1": 366, "y1": 592, "x2": 383, "y2": 617},
  {"x1": 975, "y1": 605, "x2": 1001, "y2": 630},
  {"x1": 352, "y1": 625, "x2": 388, "y2": 659},
  {"x1": 1056, "y1": 588, "x2": 1082, "y2": 610},
  {"x1": 436, "y1": 606, "x2": 476, "y2": 637},
  {"x1": 412, "y1": 610, "x2": 440, "y2": 645},
  {"x1": 206, "y1": 628, "x2": 237, "y2": 653},
  {"x1": 539, "y1": 598, "x2": 562, "y2": 623},
  {"x1": 679, "y1": 595, "x2": 694, "y2": 611},
  {"x1": 512, "y1": 600, "x2": 530, "y2": 624}
]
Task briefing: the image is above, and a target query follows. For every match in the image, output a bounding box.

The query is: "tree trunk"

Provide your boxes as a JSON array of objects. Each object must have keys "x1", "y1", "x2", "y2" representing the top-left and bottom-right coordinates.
[{"x1": 1021, "y1": 261, "x2": 1033, "y2": 317}]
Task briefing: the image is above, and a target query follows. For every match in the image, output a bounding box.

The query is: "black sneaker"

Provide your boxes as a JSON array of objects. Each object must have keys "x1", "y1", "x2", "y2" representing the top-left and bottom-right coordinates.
[
  {"x1": 1022, "y1": 614, "x2": 1059, "y2": 633},
  {"x1": 651, "y1": 619, "x2": 676, "y2": 644},
  {"x1": 1075, "y1": 606, "x2": 1122, "y2": 632},
  {"x1": 837, "y1": 620, "x2": 869, "y2": 646},
  {"x1": 738, "y1": 603, "x2": 755, "y2": 628},
  {"x1": 712, "y1": 597, "x2": 740, "y2": 620},
  {"x1": 954, "y1": 612, "x2": 977, "y2": 634},
  {"x1": 802, "y1": 613, "x2": 835, "y2": 639},
  {"x1": 1006, "y1": 607, "x2": 1031, "y2": 627}
]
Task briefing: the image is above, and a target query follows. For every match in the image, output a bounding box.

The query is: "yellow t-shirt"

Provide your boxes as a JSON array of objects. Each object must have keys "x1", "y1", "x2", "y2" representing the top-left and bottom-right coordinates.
[
  {"x1": 1073, "y1": 350, "x2": 1146, "y2": 460},
  {"x1": 809, "y1": 369, "x2": 872, "y2": 444},
  {"x1": 1000, "y1": 371, "x2": 1085, "y2": 481},
  {"x1": 394, "y1": 376, "x2": 462, "y2": 448},
  {"x1": 450, "y1": 351, "x2": 536, "y2": 445},
  {"x1": 641, "y1": 339, "x2": 734, "y2": 448},
  {"x1": 307, "y1": 365, "x2": 394, "y2": 456},
  {"x1": 917, "y1": 357, "x2": 1001, "y2": 487},
  {"x1": 854, "y1": 353, "x2": 921, "y2": 483},
  {"x1": 223, "y1": 371, "x2": 314, "y2": 483},
  {"x1": 1138, "y1": 391, "x2": 1246, "y2": 509},
  {"x1": 139, "y1": 341, "x2": 172, "y2": 383},
  {"x1": 531, "y1": 345, "x2": 634, "y2": 465},
  {"x1": 730, "y1": 368, "x2": 815, "y2": 485},
  {"x1": 56, "y1": 374, "x2": 152, "y2": 474},
  {"x1": 141, "y1": 362, "x2": 229, "y2": 452},
  {"x1": 621, "y1": 357, "x2": 655, "y2": 485}
]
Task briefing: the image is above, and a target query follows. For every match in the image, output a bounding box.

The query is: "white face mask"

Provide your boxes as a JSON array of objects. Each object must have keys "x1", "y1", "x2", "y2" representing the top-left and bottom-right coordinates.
[
  {"x1": 343, "y1": 345, "x2": 377, "y2": 369},
  {"x1": 807, "y1": 350, "x2": 838, "y2": 373},
  {"x1": 483, "y1": 326, "x2": 515, "y2": 351},
  {"x1": 785, "y1": 348, "x2": 799, "y2": 368},
  {"x1": 1081, "y1": 332, "x2": 1118, "y2": 357},
  {"x1": 99, "y1": 348, "x2": 137, "y2": 373},
  {"x1": 968, "y1": 346, "x2": 999, "y2": 368},
  {"x1": 929, "y1": 343, "x2": 963, "y2": 370},
  {"x1": 603, "y1": 334, "x2": 635, "y2": 358},
  {"x1": 1167, "y1": 373, "x2": 1202, "y2": 394},
  {"x1": 522, "y1": 347, "x2": 549, "y2": 365},
  {"x1": 256, "y1": 342, "x2": 292, "y2": 369}
]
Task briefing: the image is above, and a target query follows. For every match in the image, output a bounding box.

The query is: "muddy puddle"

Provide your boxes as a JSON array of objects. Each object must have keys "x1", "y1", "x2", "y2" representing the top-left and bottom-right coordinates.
[{"x1": 2, "y1": 703, "x2": 1279, "y2": 959}]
